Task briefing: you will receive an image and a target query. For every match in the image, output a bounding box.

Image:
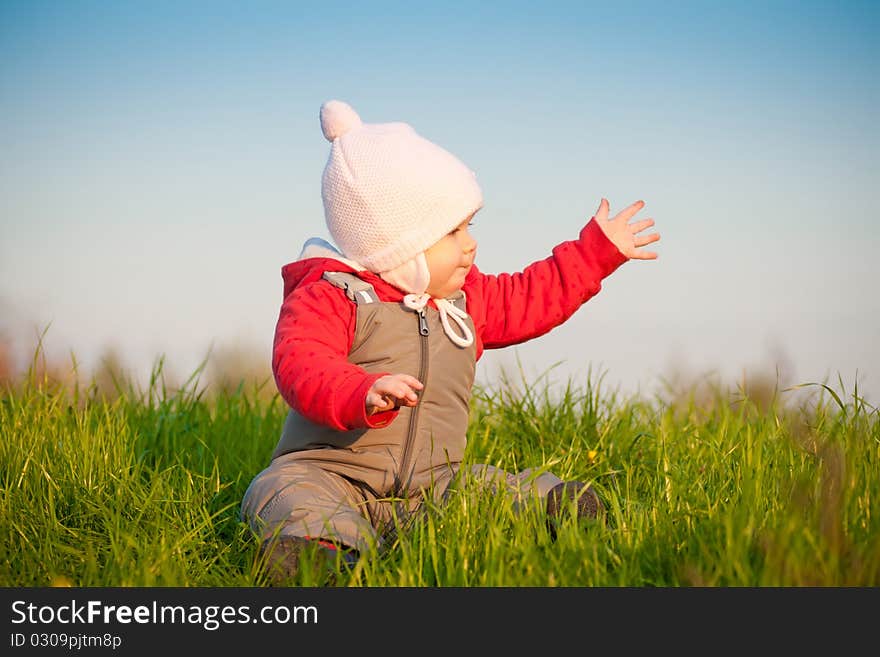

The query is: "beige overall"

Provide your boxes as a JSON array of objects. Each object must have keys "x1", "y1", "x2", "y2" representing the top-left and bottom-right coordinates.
[{"x1": 240, "y1": 272, "x2": 564, "y2": 553}]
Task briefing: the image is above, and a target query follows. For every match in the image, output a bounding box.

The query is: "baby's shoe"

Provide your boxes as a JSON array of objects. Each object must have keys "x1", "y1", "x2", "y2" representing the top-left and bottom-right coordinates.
[
  {"x1": 545, "y1": 481, "x2": 604, "y2": 538},
  {"x1": 259, "y1": 535, "x2": 358, "y2": 585}
]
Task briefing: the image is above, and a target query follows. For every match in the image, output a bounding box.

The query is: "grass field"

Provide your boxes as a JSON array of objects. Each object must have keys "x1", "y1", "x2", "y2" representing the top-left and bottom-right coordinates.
[{"x1": 1, "y1": 356, "x2": 878, "y2": 587}]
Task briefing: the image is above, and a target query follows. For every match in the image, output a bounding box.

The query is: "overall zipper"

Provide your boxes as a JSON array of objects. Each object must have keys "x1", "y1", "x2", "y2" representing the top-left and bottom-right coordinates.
[{"x1": 395, "y1": 307, "x2": 429, "y2": 495}]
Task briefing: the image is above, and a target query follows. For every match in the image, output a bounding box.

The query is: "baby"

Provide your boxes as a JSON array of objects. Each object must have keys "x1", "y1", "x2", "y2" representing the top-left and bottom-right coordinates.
[{"x1": 241, "y1": 100, "x2": 660, "y2": 582}]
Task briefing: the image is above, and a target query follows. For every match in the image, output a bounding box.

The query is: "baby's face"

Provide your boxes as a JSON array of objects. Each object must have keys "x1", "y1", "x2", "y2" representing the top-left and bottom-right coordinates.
[{"x1": 424, "y1": 213, "x2": 477, "y2": 298}]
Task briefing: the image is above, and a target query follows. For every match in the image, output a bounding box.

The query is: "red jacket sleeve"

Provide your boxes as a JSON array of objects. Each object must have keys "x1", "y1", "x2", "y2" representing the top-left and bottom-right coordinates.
[
  {"x1": 466, "y1": 217, "x2": 628, "y2": 351},
  {"x1": 273, "y1": 280, "x2": 399, "y2": 431}
]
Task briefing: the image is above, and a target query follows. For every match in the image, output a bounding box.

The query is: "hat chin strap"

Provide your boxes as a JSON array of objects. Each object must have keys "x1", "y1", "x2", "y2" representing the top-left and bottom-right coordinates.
[
  {"x1": 379, "y1": 253, "x2": 430, "y2": 295},
  {"x1": 435, "y1": 298, "x2": 474, "y2": 347},
  {"x1": 381, "y1": 254, "x2": 474, "y2": 348},
  {"x1": 402, "y1": 294, "x2": 474, "y2": 348}
]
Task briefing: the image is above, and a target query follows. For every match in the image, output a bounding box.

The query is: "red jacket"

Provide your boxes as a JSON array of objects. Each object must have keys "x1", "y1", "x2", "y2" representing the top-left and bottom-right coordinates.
[{"x1": 273, "y1": 217, "x2": 628, "y2": 433}]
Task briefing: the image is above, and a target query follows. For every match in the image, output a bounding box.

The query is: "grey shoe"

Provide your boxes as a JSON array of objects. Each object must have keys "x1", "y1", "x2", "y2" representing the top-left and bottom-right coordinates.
[
  {"x1": 545, "y1": 481, "x2": 604, "y2": 537},
  {"x1": 259, "y1": 535, "x2": 358, "y2": 585}
]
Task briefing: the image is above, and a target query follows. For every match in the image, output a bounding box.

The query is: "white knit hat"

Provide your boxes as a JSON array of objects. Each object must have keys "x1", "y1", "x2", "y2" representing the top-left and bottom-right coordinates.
[{"x1": 319, "y1": 100, "x2": 483, "y2": 275}]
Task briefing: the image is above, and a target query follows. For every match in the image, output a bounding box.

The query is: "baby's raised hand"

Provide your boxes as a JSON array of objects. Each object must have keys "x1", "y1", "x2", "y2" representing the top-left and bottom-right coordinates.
[
  {"x1": 593, "y1": 198, "x2": 660, "y2": 260},
  {"x1": 366, "y1": 373, "x2": 424, "y2": 415}
]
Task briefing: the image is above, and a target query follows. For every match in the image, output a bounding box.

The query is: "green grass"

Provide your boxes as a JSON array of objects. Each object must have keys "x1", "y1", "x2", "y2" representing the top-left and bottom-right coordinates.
[{"x1": 1, "y1": 358, "x2": 878, "y2": 587}]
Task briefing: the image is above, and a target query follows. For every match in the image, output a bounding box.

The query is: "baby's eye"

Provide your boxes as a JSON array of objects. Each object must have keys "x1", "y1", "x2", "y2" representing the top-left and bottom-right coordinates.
[{"x1": 448, "y1": 221, "x2": 474, "y2": 236}]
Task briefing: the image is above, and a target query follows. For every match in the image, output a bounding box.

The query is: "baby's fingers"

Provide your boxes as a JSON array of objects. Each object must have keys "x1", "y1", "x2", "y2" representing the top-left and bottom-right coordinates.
[
  {"x1": 614, "y1": 200, "x2": 645, "y2": 224},
  {"x1": 395, "y1": 374, "x2": 424, "y2": 392},
  {"x1": 594, "y1": 198, "x2": 610, "y2": 222},
  {"x1": 630, "y1": 239, "x2": 660, "y2": 260},
  {"x1": 392, "y1": 387, "x2": 420, "y2": 405},
  {"x1": 630, "y1": 218, "x2": 655, "y2": 234},
  {"x1": 376, "y1": 375, "x2": 422, "y2": 405},
  {"x1": 391, "y1": 378, "x2": 423, "y2": 404},
  {"x1": 634, "y1": 232, "x2": 660, "y2": 248}
]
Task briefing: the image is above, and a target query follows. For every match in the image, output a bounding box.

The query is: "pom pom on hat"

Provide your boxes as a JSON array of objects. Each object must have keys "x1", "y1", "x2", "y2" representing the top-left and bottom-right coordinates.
[{"x1": 320, "y1": 100, "x2": 363, "y2": 142}]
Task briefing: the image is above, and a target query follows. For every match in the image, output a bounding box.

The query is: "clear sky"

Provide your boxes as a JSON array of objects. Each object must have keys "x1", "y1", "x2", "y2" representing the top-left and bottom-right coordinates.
[{"x1": 1, "y1": 0, "x2": 878, "y2": 404}]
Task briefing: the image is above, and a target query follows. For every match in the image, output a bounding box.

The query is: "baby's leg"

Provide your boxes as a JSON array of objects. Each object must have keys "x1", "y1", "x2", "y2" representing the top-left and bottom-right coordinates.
[
  {"x1": 463, "y1": 464, "x2": 564, "y2": 508},
  {"x1": 240, "y1": 455, "x2": 377, "y2": 554},
  {"x1": 456, "y1": 464, "x2": 603, "y2": 526}
]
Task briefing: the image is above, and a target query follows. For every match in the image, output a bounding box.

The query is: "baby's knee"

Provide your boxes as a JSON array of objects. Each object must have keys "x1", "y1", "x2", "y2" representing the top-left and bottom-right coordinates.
[{"x1": 239, "y1": 460, "x2": 316, "y2": 531}]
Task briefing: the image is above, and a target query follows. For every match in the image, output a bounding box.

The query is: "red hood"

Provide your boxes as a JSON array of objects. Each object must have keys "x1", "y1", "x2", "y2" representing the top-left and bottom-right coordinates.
[{"x1": 280, "y1": 257, "x2": 412, "y2": 301}]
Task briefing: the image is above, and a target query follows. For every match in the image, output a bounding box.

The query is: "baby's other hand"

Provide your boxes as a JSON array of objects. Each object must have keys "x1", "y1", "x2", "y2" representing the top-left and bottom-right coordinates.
[
  {"x1": 593, "y1": 198, "x2": 661, "y2": 260},
  {"x1": 366, "y1": 374, "x2": 424, "y2": 415}
]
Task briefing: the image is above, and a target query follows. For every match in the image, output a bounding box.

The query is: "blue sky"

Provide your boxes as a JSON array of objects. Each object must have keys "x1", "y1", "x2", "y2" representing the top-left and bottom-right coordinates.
[{"x1": 1, "y1": 1, "x2": 878, "y2": 404}]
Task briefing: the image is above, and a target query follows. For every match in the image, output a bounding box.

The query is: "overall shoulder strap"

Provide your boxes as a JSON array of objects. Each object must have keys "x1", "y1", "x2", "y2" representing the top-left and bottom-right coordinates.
[{"x1": 322, "y1": 271, "x2": 380, "y2": 305}]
